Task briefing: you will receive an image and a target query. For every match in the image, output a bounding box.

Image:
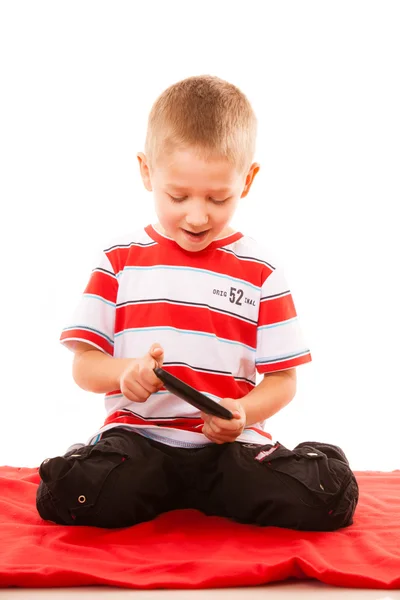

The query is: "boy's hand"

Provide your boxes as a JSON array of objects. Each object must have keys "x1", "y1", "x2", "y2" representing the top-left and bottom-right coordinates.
[
  {"x1": 120, "y1": 343, "x2": 164, "y2": 403},
  {"x1": 201, "y1": 399, "x2": 246, "y2": 444}
]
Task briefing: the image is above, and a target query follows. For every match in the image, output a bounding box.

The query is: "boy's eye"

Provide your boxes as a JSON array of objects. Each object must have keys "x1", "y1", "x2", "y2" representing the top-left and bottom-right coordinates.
[
  {"x1": 169, "y1": 195, "x2": 228, "y2": 205},
  {"x1": 169, "y1": 195, "x2": 187, "y2": 203},
  {"x1": 210, "y1": 198, "x2": 228, "y2": 205}
]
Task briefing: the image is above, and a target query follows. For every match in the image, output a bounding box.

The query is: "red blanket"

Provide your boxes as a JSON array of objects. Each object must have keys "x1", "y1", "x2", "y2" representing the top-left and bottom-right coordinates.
[{"x1": 0, "y1": 467, "x2": 399, "y2": 590}]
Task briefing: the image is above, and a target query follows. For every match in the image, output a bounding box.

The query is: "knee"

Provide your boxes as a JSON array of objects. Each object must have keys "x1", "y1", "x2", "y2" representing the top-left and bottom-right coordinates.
[
  {"x1": 324, "y1": 471, "x2": 359, "y2": 530},
  {"x1": 36, "y1": 447, "x2": 132, "y2": 527},
  {"x1": 254, "y1": 443, "x2": 359, "y2": 531},
  {"x1": 36, "y1": 442, "x2": 177, "y2": 528},
  {"x1": 290, "y1": 468, "x2": 359, "y2": 532}
]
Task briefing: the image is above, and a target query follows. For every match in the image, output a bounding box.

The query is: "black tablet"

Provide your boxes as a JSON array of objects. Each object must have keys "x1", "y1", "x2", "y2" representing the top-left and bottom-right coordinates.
[{"x1": 153, "y1": 367, "x2": 233, "y2": 420}]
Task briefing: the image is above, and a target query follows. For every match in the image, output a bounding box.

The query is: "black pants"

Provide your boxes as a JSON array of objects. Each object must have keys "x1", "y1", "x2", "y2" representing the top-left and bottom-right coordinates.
[{"x1": 36, "y1": 428, "x2": 359, "y2": 531}]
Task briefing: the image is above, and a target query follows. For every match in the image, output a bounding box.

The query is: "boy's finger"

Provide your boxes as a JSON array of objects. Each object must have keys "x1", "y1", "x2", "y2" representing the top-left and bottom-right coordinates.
[
  {"x1": 208, "y1": 420, "x2": 240, "y2": 437},
  {"x1": 148, "y1": 343, "x2": 164, "y2": 366},
  {"x1": 208, "y1": 420, "x2": 223, "y2": 435},
  {"x1": 214, "y1": 415, "x2": 242, "y2": 429},
  {"x1": 141, "y1": 369, "x2": 163, "y2": 391}
]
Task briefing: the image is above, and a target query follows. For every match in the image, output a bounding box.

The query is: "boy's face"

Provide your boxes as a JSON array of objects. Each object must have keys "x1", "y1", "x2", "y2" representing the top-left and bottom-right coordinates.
[{"x1": 138, "y1": 148, "x2": 259, "y2": 252}]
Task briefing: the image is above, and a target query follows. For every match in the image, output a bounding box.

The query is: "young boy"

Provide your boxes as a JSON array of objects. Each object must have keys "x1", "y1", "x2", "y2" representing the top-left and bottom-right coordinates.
[{"x1": 36, "y1": 75, "x2": 358, "y2": 531}]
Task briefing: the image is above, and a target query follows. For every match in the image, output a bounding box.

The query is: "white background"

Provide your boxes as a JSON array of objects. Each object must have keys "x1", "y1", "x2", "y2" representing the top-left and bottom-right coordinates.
[{"x1": 0, "y1": 1, "x2": 398, "y2": 471}]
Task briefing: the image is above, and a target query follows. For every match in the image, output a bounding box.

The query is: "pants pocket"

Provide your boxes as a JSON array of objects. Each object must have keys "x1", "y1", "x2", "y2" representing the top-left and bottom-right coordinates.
[
  {"x1": 38, "y1": 443, "x2": 129, "y2": 524},
  {"x1": 257, "y1": 442, "x2": 353, "y2": 510}
]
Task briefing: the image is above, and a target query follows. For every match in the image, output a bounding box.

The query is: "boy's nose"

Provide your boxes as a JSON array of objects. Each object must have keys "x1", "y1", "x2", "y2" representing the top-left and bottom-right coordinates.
[{"x1": 185, "y1": 212, "x2": 209, "y2": 227}]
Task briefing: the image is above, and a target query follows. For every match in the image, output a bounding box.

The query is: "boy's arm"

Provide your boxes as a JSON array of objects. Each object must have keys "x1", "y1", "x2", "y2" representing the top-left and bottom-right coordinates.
[
  {"x1": 201, "y1": 369, "x2": 297, "y2": 444},
  {"x1": 71, "y1": 341, "x2": 165, "y2": 401},
  {"x1": 72, "y1": 342, "x2": 133, "y2": 393},
  {"x1": 240, "y1": 369, "x2": 297, "y2": 426}
]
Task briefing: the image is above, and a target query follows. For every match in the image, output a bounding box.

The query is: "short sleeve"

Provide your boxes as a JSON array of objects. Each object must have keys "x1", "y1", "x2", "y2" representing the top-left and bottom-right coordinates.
[
  {"x1": 256, "y1": 266, "x2": 311, "y2": 374},
  {"x1": 60, "y1": 251, "x2": 118, "y2": 355}
]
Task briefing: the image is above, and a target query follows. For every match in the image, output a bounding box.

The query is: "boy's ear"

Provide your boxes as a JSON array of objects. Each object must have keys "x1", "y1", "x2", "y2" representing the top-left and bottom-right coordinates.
[
  {"x1": 137, "y1": 152, "x2": 153, "y2": 192},
  {"x1": 241, "y1": 162, "x2": 260, "y2": 198}
]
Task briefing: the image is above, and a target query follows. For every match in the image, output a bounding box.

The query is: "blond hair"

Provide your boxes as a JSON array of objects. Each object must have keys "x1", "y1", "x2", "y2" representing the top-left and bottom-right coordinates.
[{"x1": 144, "y1": 75, "x2": 257, "y2": 173}]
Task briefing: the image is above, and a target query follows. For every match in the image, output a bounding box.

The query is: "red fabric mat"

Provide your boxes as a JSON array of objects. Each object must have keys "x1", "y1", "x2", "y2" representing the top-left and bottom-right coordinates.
[{"x1": 0, "y1": 467, "x2": 399, "y2": 590}]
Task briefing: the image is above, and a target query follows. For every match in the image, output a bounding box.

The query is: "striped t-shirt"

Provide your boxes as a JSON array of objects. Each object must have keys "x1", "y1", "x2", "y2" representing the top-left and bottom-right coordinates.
[{"x1": 60, "y1": 224, "x2": 312, "y2": 448}]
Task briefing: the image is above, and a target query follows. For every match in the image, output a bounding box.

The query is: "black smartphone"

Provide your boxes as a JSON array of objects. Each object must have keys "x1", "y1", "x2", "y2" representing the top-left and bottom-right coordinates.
[{"x1": 154, "y1": 367, "x2": 233, "y2": 420}]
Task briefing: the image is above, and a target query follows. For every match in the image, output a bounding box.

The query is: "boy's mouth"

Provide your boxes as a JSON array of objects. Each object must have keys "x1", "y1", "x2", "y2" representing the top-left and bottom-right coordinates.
[{"x1": 182, "y1": 229, "x2": 210, "y2": 242}]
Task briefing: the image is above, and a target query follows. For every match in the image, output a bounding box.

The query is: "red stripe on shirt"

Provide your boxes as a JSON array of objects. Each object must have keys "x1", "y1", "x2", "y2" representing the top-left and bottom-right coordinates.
[
  {"x1": 60, "y1": 328, "x2": 113, "y2": 355},
  {"x1": 103, "y1": 411, "x2": 273, "y2": 442},
  {"x1": 257, "y1": 353, "x2": 312, "y2": 374},
  {"x1": 115, "y1": 302, "x2": 257, "y2": 347},
  {"x1": 84, "y1": 270, "x2": 118, "y2": 303},
  {"x1": 104, "y1": 410, "x2": 204, "y2": 433},
  {"x1": 105, "y1": 246, "x2": 131, "y2": 274},
  {"x1": 104, "y1": 366, "x2": 255, "y2": 405},
  {"x1": 164, "y1": 365, "x2": 255, "y2": 399},
  {"x1": 107, "y1": 242, "x2": 272, "y2": 289},
  {"x1": 259, "y1": 294, "x2": 297, "y2": 326},
  {"x1": 247, "y1": 427, "x2": 273, "y2": 441}
]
